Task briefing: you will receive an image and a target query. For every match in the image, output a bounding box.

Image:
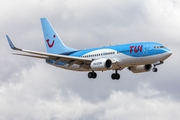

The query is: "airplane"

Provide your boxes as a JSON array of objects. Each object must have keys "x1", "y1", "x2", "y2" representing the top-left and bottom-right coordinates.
[{"x1": 6, "y1": 18, "x2": 172, "y2": 80}]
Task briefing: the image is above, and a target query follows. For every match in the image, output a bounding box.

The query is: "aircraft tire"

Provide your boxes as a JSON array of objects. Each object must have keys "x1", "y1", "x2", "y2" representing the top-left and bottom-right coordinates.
[
  {"x1": 111, "y1": 73, "x2": 116, "y2": 80},
  {"x1": 92, "y1": 72, "x2": 97, "y2": 79},
  {"x1": 111, "y1": 73, "x2": 120, "y2": 80},
  {"x1": 88, "y1": 72, "x2": 92, "y2": 78},
  {"x1": 88, "y1": 72, "x2": 97, "y2": 79},
  {"x1": 152, "y1": 68, "x2": 158, "y2": 72},
  {"x1": 116, "y1": 74, "x2": 120, "y2": 80}
]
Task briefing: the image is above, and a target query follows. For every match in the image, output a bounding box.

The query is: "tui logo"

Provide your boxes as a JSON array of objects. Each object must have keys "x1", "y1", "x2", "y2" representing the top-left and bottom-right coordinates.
[
  {"x1": 46, "y1": 35, "x2": 56, "y2": 48},
  {"x1": 130, "y1": 45, "x2": 143, "y2": 53}
]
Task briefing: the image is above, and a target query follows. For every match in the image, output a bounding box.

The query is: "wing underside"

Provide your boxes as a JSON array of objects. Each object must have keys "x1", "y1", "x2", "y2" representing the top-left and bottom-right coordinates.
[{"x1": 6, "y1": 35, "x2": 92, "y2": 70}]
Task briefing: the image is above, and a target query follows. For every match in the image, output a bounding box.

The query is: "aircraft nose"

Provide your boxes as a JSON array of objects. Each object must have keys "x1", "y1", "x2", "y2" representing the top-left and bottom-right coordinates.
[
  {"x1": 167, "y1": 50, "x2": 172, "y2": 56},
  {"x1": 164, "y1": 50, "x2": 172, "y2": 58},
  {"x1": 160, "y1": 49, "x2": 172, "y2": 60}
]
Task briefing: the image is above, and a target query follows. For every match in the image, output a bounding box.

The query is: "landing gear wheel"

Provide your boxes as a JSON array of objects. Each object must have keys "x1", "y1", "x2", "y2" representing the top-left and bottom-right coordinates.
[
  {"x1": 152, "y1": 68, "x2": 158, "y2": 72},
  {"x1": 116, "y1": 74, "x2": 120, "y2": 80},
  {"x1": 88, "y1": 72, "x2": 92, "y2": 78},
  {"x1": 92, "y1": 72, "x2": 97, "y2": 79},
  {"x1": 111, "y1": 73, "x2": 116, "y2": 80},
  {"x1": 111, "y1": 73, "x2": 120, "y2": 80},
  {"x1": 88, "y1": 72, "x2": 97, "y2": 79}
]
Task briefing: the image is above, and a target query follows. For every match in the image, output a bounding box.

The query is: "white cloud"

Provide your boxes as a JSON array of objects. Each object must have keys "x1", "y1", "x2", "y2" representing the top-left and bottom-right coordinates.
[
  {"x1": 1, "y1": 70, "x2": 180, "y2": 120},
  {"x1": 98, "y1": 91, "x2": 180, "y2": 120}
]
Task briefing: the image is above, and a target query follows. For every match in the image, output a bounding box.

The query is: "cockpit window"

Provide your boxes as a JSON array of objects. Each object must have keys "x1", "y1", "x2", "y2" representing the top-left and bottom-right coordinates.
[
  {"x1": 154, "y1": 46, "x2": 166, "y2": 49},
  {"x1": 160, "y1": 46, "x2": 165, "y2": 48}
]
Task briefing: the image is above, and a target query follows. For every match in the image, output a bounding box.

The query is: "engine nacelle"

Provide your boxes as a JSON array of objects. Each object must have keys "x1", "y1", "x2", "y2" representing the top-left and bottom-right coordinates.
[
  {"x1": 128, "y1": 64, "x2": 152, "y2": 73},
  {"x1": 90, "y1": 58, "x2": 112, "y2": 71}
]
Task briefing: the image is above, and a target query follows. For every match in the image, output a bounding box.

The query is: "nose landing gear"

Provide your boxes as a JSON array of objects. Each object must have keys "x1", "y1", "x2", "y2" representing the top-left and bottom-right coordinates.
[
  {"x1": 152, "y1": 67, "x2": 158, "y2": 72},
  {"x1": 152, "y1": 61, "x2": 164, "y2": 72}
]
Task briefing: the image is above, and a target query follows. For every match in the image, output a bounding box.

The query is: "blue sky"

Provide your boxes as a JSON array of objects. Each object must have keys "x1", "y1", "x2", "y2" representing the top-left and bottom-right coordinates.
[{"x1": 0, "y1": 0, "x2": 180, "y2": 119}]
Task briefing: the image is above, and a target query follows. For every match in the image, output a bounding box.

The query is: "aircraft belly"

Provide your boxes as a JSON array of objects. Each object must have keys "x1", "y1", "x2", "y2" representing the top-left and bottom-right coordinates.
[
  {"x1": 119, "y1": 54, "x2": 143, "y2": 66},
  {"x1": 141, "y1": 55, "x2": 159, "y2": 64}
]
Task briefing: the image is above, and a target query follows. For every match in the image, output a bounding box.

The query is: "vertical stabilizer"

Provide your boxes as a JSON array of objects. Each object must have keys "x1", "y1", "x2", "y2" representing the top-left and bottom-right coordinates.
[{"x1": 41, "y1": 18, "x2": 75, "y2": 54}]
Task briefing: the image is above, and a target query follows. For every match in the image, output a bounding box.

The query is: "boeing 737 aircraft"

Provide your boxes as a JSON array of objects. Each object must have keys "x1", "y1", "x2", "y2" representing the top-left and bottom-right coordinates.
[{"x1": 6, "y1": 18, "x2": 172, "y2": 80}]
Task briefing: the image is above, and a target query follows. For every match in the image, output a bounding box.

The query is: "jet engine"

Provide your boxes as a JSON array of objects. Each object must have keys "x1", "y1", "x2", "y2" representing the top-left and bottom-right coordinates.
[
  {"x1": 128, "y1": 64, "x2": 152, "y2": 73},
  {"x1": 90, "y1": 58, "x2": 112, "y2": 71}
]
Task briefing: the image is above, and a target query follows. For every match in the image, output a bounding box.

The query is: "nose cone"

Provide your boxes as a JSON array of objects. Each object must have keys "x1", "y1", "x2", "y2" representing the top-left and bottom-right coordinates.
[
  {"x1": 166, "y1": 50, "x2": 172, "y2": 58},
  {"x1": 161, "y1": 50, "x2": 172, "y2": 60}
]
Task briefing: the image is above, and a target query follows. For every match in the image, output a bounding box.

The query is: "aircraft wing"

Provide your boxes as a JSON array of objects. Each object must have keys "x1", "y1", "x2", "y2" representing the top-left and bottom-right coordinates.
[{"x1": 6, "y1": 35, "x2": 92, "y2": 69}]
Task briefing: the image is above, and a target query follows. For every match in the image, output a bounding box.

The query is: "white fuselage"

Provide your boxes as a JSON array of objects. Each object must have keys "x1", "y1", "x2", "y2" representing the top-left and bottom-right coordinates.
[{"x1": 47, "y1": 49, "x2": 172, "y2": 72}]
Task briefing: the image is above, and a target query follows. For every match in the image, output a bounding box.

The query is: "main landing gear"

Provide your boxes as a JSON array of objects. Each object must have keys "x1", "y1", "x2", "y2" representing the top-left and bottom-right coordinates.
[
  {"x1": 88, "y1": 71, "x2": 97, "y2": 79},
  {"x1": 87, "y1": 70, "x2": 120, "y2": 80},
  {"x1": 111, "y1": 69, "x2": 120, "y2": 80}
]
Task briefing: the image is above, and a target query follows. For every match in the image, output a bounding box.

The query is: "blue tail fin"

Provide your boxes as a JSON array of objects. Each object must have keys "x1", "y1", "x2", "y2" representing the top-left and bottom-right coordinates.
[{"x1": 41, "y1": 18, "x2": 76, "y2": 54}]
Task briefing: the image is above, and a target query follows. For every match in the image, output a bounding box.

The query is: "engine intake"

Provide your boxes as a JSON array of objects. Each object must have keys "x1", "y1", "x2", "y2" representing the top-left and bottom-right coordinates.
[
  {"x1": 128, "y1": 64, "x2": 152, "y2": 73},
  {"x1": 90, "y1": 58, "x2": 112, "y2": 71}
]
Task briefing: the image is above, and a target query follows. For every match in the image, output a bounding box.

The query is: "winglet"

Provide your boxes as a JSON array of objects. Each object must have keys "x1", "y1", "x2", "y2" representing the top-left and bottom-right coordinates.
[{"x1": 6, "y1": 35, "x2": 17, "y2": 50}]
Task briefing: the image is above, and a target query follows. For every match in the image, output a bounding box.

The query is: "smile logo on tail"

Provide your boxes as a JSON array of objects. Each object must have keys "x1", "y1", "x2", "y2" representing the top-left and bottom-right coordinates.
[{"x1": 46, "y1": 35, "x2": 56, "y2": 48}]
